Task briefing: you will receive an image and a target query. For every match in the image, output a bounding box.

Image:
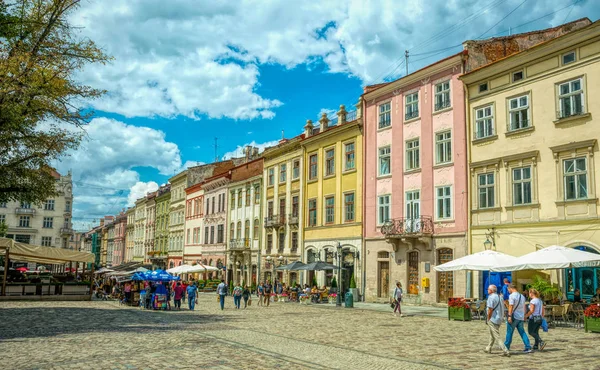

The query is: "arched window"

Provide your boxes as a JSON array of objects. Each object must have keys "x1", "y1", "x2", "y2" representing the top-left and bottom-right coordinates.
[
  {"x1": 253, "y1": 219, "x2": 259, "y2": 239},
  {"x1": 378, "y1": 251, "x2": 390, "y2": 259},
  {"x1": 237, "y1": 221, "x2": 242, "y2": 239},
  {"x1": 245, "y1": 220, "x2": 250, "y2": 240},
  {"x1": 230, "y1": 223, "x2": 235, "y2": 240}
]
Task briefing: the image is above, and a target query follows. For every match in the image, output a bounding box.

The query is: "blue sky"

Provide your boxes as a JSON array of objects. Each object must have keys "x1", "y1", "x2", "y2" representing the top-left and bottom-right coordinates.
[{"x1": 55, "y1": 0, "x2": 599, "y2": 230}]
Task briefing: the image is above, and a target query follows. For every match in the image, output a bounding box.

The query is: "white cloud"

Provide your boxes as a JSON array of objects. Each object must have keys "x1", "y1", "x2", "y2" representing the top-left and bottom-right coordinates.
[
  {"x1": 222, "y1": 140, "x2": 280, "y2": 160},
  {"x1": 127, "y1": 181, "x2": 159, "y2": 206}
]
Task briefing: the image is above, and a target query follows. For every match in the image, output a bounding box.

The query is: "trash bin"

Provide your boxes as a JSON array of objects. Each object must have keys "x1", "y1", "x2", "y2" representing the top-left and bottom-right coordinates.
[{"x1": 344, "y1": 291, "x2": 354, "y2": 308}]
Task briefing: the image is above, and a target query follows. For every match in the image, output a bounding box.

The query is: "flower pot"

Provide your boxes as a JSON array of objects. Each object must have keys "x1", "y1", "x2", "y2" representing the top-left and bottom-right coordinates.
[
  {"x1": 448, "y1": 307, "x2": 471, "y2": 321},
  {"x1": 584, "y1": 316, "x2": 600, "y2": 333}
]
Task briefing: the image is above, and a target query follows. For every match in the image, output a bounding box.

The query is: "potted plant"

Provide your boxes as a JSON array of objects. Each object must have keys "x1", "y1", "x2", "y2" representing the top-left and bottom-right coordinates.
[
  {"x1": 584, "y1": 304, "x2": 600, "y2": 333},
  {"x1": 527, "y1": 275, "x2": 561, "y2": 303},
  {"x1": 328, "y1": 293, "x2": 337, "y2": 304},
  {"x1": 312, "y1": 275, "x2": 318, "y2": 288},
  {"x1": 349, "y1": 274, "x2": 358, "y2": 302},
  {"x1": 448, "y1": 297, "x2": 471, "y2": 321}
]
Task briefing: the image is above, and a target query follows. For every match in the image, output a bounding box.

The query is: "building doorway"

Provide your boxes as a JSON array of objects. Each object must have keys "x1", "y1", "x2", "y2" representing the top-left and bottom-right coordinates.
[
  {"x1": 437, "y1": 248, "x2": 454, "y2": 302},
  {"x1": 408, "y1": 251, "x2": 419, "y2": 294},
  {"x1": 566, "y1": 245, "x2": 600, "y2": 300},
  {"x1": 341, "y1": 251, "x2": 355, "y2": 296},
  {"x1": 378, "y1": 260, "x2": 389, "y2": 298}
]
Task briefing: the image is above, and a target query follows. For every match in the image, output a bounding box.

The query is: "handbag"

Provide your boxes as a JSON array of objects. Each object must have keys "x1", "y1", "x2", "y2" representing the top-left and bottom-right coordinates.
[
  {"x1": 541, "y1": 318, "x2": 549, "y2": 332},
  {"x1": 248, "y1": 298, "x2": 252, "y2": 306}
]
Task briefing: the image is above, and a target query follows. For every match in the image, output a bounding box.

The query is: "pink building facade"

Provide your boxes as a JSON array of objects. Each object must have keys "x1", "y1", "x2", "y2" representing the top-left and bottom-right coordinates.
[
  {"x1": 362, "y1": 52, "x2": 469, "y2": 304},
  {"x1": 112, "y1": 213, "x2": 127, "y2": 267}
]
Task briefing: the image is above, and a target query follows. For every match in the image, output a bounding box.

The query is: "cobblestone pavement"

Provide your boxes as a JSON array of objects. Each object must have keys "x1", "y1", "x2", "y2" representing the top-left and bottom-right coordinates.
[{"x1": 1, "y1": 295, "x2": 600, "y2": 370}]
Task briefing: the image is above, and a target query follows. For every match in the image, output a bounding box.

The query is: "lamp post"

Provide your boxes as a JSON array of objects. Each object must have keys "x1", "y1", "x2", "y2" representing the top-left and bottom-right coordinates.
[
  {"x1": 336, "y1": 242, "x2": 342, "y2": 307},
  {"x1": 484, "y1": 227, "x2": 496, "y2": 250},
  {"x1": 266, "y1": 255, "x2": 272, "y2": 282}
]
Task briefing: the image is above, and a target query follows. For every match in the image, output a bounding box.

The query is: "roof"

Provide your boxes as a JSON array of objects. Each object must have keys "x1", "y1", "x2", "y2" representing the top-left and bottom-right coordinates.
[{"x1": 0, "y1": 237, "x2": 95, "y2": 264}]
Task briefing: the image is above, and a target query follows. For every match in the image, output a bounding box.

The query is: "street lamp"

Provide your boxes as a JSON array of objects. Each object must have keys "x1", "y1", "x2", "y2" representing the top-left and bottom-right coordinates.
[
  {"x1": 484, "y1": 227, "x2": 496, "y2": 250},
  {"x1": 336, "y1": 242, "x2": 342, "y2": 307}
]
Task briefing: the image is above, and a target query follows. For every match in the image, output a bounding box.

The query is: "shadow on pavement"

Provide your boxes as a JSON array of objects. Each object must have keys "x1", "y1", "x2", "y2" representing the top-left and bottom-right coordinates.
[{"x1": 0, "y1": 305, "x2": 235, "y2": 340}]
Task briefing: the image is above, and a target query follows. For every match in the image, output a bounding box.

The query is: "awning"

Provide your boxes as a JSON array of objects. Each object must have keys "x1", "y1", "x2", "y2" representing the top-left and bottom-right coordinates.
[{"x1": 0, "y1": 238, "x2": 95, "y2": 264}]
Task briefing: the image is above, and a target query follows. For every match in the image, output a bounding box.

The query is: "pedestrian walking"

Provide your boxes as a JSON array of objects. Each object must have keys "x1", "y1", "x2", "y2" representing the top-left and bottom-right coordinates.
[
  {"x1": 186, "y1": 283, "x2": 198, "y2": 311},
  {"x1": 393, "y1": 282, "x2": 403, "y2": 317},
  {"x1": 181, "y1": 281, "x2": 187, "y2": 304},
  {"x1": 501, "y1": 278, "x2": 510, "y2": 303},
  {"x1": 263, "y1": 280, "x2": 272, "y2": 307},
  {"x1": 217, "y1": 279, "x2": 227, "y2": 310},
  {"x1": 173, "y1": 282, "x2": 184, "y2": 310},
  {"x1": 484, "y1": 285, "x2": 510, "y2": 357},
  {"x1": 124, "y1": 282, "x2": 132, "y2": 304},
  {"x1": 505, "y1": 283, "x2": 532, "y2": 353},
  {"x1": 525, "y1": 288, "x2": 546, "y2": 351},
  {"x1": 242, "y1": 285, "x2": 251, "y2": 308},
  {"x1": 165, "y1": 283, "x2": 172, "y2": 310},
  {"x1": 233, "y1": 283, "x2": 243, "y2": 309},
  {"x1": 257, "y1": 281, "x2": 264, "y2": 306}
]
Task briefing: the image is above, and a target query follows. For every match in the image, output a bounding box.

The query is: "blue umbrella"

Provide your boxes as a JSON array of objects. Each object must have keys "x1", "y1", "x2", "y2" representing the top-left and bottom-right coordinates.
[
  {"x1": 131, "y1": 272, "x2": 146, "y2": 281},
  {"x1": 143, "y1": 269, "x2": 179, "y2": 282}
]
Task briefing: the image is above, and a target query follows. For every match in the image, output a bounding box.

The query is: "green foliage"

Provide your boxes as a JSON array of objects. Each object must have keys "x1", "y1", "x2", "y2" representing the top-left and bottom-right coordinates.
[
  {"x1": 330, "y1": 276, "x2": 337, "y2": 289},
  {"x1": 349, "y1": 274, "x2": 357, "y2": 289},
  {"x1": 0, "y1": 221, "x2": 7, "y2": 237},
  {"x1": 0, "y1": 0, "x2": 111, "y2": 204},
  {"x1": 527, "y1": 275, "x2": 561, "y2": 300},
  {"x1": 251, "y1": 281, "x2": 257, "y2": 292},
  {"x1": 311, "y1": 275, "x2": 318, "y2": 287}
]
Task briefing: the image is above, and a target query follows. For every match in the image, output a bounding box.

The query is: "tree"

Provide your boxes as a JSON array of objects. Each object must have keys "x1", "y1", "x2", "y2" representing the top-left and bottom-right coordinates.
[
  {"x1": 0, "y1": 220, "x2": 7, "y2": 237},
  {"x1": 349, "y1": 273, "x2": 356, "y2": 289},
  {"x1": 0, "y1": 0, "x2": 111, "y2": 204}
]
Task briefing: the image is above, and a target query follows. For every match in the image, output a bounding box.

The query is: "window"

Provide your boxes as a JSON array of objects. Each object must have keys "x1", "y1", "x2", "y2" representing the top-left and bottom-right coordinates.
[
  {"x1": 405, "y1": 92, "x2": 418, "y2": 120},
  {"x1": 564, "y1": 158, "x2": 587, "y2": 200},
  {"x1": 508, "y1": 95, "x2": 530, "y2": 131},
  {"x1": 512, "y1": 71, "x2": 523, "y2": 82},
  {"x1": 237, "y1": 191, "x2": 242, "y2": 208},
  {"x1": 236, "y1": 222, "x2": 242, "y2": 239},
  {"x1": 254, "y1": 186, "x2": 261, "y2": 204},
  {"x1": 291, "y1": 232, "x2": 298, "y2": 251},
  {"x1": 211, "y1": 197, "x2": 215, "y2": 214},
  {"x1": 378, "y1": 195, "x2": 390, "y2": 225},
  {"x1": 204, "y1": 227, "x2": 209, "y2": 244},
  {"x1": 475, "y1": 105, "x2": 494, "y2": 139},
  {"x1": 478, "y1": 173, "x2": 495, "y2": 209},
  {"x1": 344, "y1": 193, "x2": 355, "y2": 222},
  {"x1": 268, "y1": 167, "x2": 275, "y2": 186},
  {"x1": 218, "y1": 194, "x2": 222, "y2": 212},
  {"x1": 344, "y1": 142, "x2": 355, "y2": 171},
  {"x1": 308, "y1": 199, "x2": 317, "y2": 226},
  {"x1": 210, "y1": 226, "x2": 215, "y2": 244},
  {"x1": 435, "y1": 131, "x2": 452, "y2": 164},
  {"x1": 245, "y1": 188, "x2": 251, "y2": 206},
  {"x1": 309, "y1": 154, "x2": 318, "y2": 180},
  {"x1": 244, "y1": 220, "x2": 250, "y2": 239},
  {"x1": 436, "y1": 186, "x2": 452, "y2": 219},
  {"x1": 267, "y1": 200, "x2": 273, "y2": 217},
  {"x1": 512, "y1": 167, "x2": 532, "y2": 205},
  {"x1": 267, "y1": 234, "x2": 273, "y2": 251},
  {"x1": 434, "y1": 81, "x2": 451, "y2": 111},
  {"x1": 43, "y1": 217, "x2": 53, "y2": 228},
  {"x1": 378, "y1": 102, "x2": 391, "y2": 129},
  {"x1": 278, "y1": 229, "x2": 285, "y2": 251},
  {"x1": 292, "y1": 160, "x2": 300, "y2": 179},
  {"x1": 279, "y1": 198, "x2": 286, "y2": 217},
  {"x1": 405, "y1": 139, "x2": 420, "y2": 170},
  {"x1": 325, "y1": 149, "x2": 335, "y2": 176},
  {"x1": 478, "y1": 83, "x2": 488, "y2": 93},
  {"x1": 0, "y1": 202, "x2": 6, "y2": 208},
  {"x1": 253, "y1": 220, "x2": 259, "y2": 239},
  {"x1": 280, "y1": 164, "x2": 287, "y2": 183},
  {"x1": 230, "y1": 222, "x2": 235, "y2": 239},
  {"x1": 378, "y1": 146, "x2": 391, "y2": 176},
  {"x1": 292, "y1": 195, "x2": 299, "y2": 217},
  {"x1": 41, "y1": 236, "x2": 52, "y2": 247},
  {"x1": 325, "y1": 196, "x2": 335, "y2": 224},
  {"x1": 186, "y1": 229, "x2": 191, "y2": 244},
  {"x1": 19, "y1": 216, "x2": 30, "y2": 227},
  {"x1": 562, "y1": 51, "x2": 576, "y2": 65},
  {"x1": 0, "y1": 215, "x2": 5, "y2": 224},
  {"x1": 20, "y1": 202, "x2": 31, "y2": 209},
  {"x1": 558, "y1": 78, "x2": 584, "y2": 119},
  {"x1": 44, "y1": 200, "x2": 55, "y2": 211}
]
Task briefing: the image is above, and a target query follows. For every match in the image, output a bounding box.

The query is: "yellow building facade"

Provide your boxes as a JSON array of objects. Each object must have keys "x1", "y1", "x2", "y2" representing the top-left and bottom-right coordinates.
[
  {"x1": 462, "y1": 20, "x2": 600, "y2": 300},
  {"x1": 302, "y1": 106, "x2": 363, "y2": 296}
]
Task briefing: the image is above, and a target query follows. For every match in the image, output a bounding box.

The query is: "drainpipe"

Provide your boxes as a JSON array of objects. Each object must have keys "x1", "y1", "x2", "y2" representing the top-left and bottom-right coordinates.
[
  {"x1": 463, "y1": 56, "x2": 473, "y2": 299},
  {"x1": 359, "y1": 96, "x2": 367, "y2": 302}
]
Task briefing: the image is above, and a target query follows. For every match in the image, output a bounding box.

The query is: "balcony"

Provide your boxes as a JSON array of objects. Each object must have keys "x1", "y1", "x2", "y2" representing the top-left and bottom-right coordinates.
[
  {"x1": 264, "y1": 214, "x2": 285, "y2": 228},
  {"x1": 15, "y1": 208, "x2": 35, "y2": 215},
  {"x1": 60, "y1": 227, "x2": 74, "y2": 235},
  {"x1": 229, "y1": 238, "x2": 250, "y2": 251},
  {"x1": 288, "y1": 213, "x2": 299, "y2": 226},
  {"x1": 380, "y1": 216, "x2": 434, "y2": 250}
]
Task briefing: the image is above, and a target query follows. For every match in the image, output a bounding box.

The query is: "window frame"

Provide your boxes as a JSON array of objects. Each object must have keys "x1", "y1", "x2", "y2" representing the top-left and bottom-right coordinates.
[
  {"x1": 434, "y1": 80, "x2": 451, "y2": 111},
  {"x1": 324, "y1": 196, "x2": 335, "y2": 224},
  {"x1": 478, "y1": 172, "x2": 495, "y2": 209},
  {"x1": 344, "y1": 142, "x2": 355, "y2": 171},
  {"x1": 344, "y1": 192, "x2": 355, "y2": 223},
  {"x1": 435, "y1": 130, "x2": 452, "y2": 165},
  {"x1": 405, "y1": 92, "x2": 419, "y2": 120},
  {"x1": 279, "y1": 163, "x2": 287, "y2": 183},
  {"x1": 378, "y1": 101, "x2": 391, "y2": 129},
  {"x1": 309, "y1": 153, "x2": 318, "y2": 180},
  {"x1": 378, "y1": 146, "x2": 391, "y2": 176},
  {"x1": 292, "y1": 159, "x2": 300, "y2": 179},
  {"x1": 512, "y1": 166, "x2": 533, "y2": 205},
  {"x1": 507, "y1": 94, "x2": 530, "y2": 132},
  {"x1": 557, "y1": 77, "x2": 585, "y2": 119},
  {"x1": 405, "y1": 138, "x2": 420, "y2": 171},
  {"x1": 512, "y1": 70, "x2": 524, "y2": 82},
  {"x1": 308, "y1": 198, "x2": 317, "y2": 227},
  {"x1": 563, "y1": 157, "x2": 588, "y2": 201},
  {"x1": 325, "y1": 148, "x2": 335, "y2": 176},
  {"x1": 474, "y1": 104, "x2": 495, "y2": 140},
  {"x1": 377, "y1": 194, "x2": 391, "y2": 226},
  {"x1": 562, "y1": 50, "x2": 576, "y2": 65},
  {"x1": 435, "y1": 186, "x2": 452, "y2": 220},
  {"x1": 268, "y1": 167, "x2": 275, "y2": 186},
  {"x1": 43, "y1": 216, "x2": 53, "y2": 229}
]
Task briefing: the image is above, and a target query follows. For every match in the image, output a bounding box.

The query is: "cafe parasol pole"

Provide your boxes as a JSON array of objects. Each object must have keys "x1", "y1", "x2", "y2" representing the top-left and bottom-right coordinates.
[{"x1": 2, "y1": 248, "x2": 9, "y2": 296}]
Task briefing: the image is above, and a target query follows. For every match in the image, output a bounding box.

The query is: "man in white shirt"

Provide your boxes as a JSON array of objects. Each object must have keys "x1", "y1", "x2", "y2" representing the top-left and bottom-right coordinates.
[
  {"x1": 485, "y1": 285, "x2": 510, "y2": 356},
  {"x1": 504, "y1": 283, "x2": 532, "y2": 353}
]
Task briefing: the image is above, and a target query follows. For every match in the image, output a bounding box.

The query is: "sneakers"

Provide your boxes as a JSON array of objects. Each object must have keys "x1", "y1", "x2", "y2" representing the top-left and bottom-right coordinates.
[
  {"x1": 483, "y1": 347, "x2": 491, "y2": 354},
  {"x1": 399, "y1": 314, "x2": 404, "y2": 317},
  {"x1": 540, "y1": 341, "x2": 546, "y2": 351},
  {"x1": 523, "y1": 349, "x2": 532, "y2": 354}
]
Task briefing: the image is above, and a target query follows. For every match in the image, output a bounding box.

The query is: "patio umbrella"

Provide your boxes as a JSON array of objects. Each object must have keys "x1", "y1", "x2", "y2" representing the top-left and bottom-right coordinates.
[
  {"x1": 16, "y1": 267, "x2": 28, "y2": 272},
  {"x1": 131, "y1": 272, "x2": 146, "y2": 281},
  {"x1": 276, "y1": 261, "x2": 306, "y2": 271},
  {"x1": 491, "y1": 245, "x2": 600, "y2": 272},
  {"x1": 297, "y1": 261, "x2": 343, "y2": 271},
  {"x1": 143, "y1": 269, "x2": 180, "y2": 282},
  {"x1": 433, "y1": 250, "x2": 519, "y2": 272}
]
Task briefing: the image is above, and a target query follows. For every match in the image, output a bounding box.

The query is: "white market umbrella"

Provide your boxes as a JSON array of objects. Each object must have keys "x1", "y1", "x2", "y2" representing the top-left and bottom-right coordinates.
[
  {"x1": 491, "y1": 245, "x2": 600, "y2": 272},
  {"x1": 94, "y1": 267, "x2": 114, "y2": 274},
  {"x1": 166, "y1": 264, "x2": 192, "y2": 274},
  {"x1": 186, "y1": 264, "x2": 219, "y2": 273},
  {"x1": 434, "y1": 250, "x2": 519, "y2": 272}
]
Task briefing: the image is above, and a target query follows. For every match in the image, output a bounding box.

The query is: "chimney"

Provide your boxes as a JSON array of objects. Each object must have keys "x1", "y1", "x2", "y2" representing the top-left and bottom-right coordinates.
[
  {"x1": 337, "y1": 104, "x2": 347, "y2": 125},
  {"x1": 319, "y1": 113, "x2": 329, "y2": 133},
  {"x1": 355, "y1": 97, "x2": 363, "y2": 121},
  {"x1": 99, "y1": 218, "x2": 105, "y2": 227},
  {"x1": 304, "y1": 119, "x2": 314, "y2": 137}
]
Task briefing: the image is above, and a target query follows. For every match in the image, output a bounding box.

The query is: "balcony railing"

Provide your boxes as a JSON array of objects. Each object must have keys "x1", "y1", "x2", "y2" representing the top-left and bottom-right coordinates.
[
  {"x1": 380, "y1": 216, "x2": 434, "y2": 238},
  {"x1": 288, "y1": 213, "x2": 299, "y2": 226},
  {"x1": 15, "y1": 208, "x2": 35, "y2": 215},
  {"x1": 405, "y1": 110, "x2": 419, "y2": 120},
  {"x1": 60, "y1": 227, "x2": 74, "y2": 235},
  {"x1": 264, "y1": 214, "x2": 285, "y2": 228},
  {"x1": 556, "y1": 107, "x2": 585, "y2": 120},
  {"x1": 229, "y1": 238, "x2": 250, "y2": 250},
  {"x1": 434, "y1": 100, "x2": 451, "y2": 111}
]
